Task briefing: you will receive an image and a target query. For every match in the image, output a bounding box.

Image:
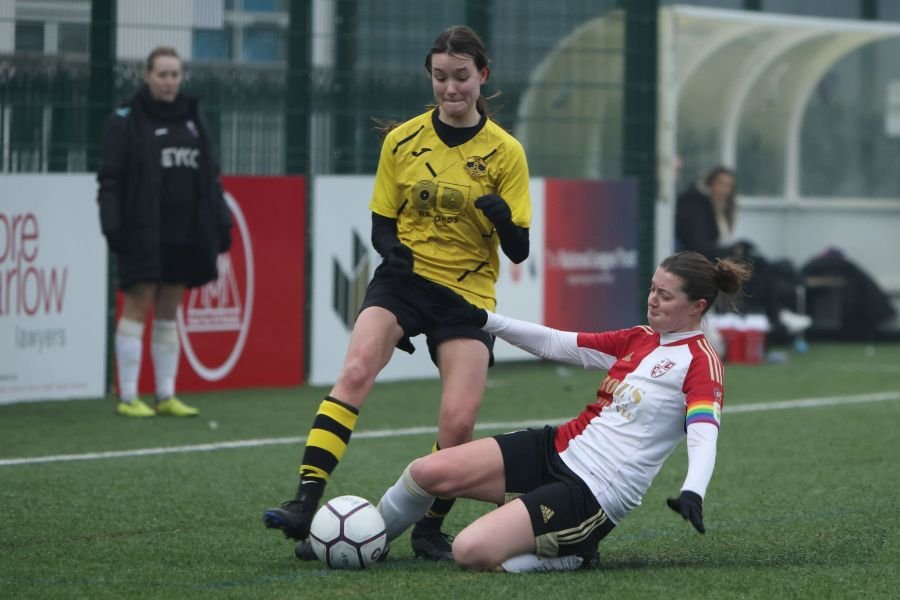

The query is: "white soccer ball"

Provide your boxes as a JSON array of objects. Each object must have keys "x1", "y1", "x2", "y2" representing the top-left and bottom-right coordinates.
[{"x1": 308, "y1": 495, "x2": 387, "y2": 569}]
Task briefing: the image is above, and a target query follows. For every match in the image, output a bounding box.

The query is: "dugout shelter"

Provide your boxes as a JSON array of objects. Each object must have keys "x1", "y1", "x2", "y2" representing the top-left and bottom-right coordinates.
[{"x1": 517, "y1": 5, "x2": 900, "y2": 318}]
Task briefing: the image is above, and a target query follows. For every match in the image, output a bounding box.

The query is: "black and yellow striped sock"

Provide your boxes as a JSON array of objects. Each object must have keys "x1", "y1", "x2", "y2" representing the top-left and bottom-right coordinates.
[
  {"x1": 296, "y1": 396, "x2": 359, "y2": 501},
  {"x1": 416, "y1": 441, "x2": 456, "y2": 530}
]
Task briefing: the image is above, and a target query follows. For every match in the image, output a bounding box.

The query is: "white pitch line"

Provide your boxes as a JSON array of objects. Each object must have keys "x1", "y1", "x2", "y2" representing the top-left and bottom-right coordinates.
[{"x1": 2, "y1": 390, "x2": 898, "y2": 468}]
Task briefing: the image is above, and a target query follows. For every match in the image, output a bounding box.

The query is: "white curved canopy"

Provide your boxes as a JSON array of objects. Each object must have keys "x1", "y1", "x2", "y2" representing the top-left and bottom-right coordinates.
[
  {"x1": 656, "y1": 5, "x2": 900, "y2": 262},
  {"x1": 515, "y1": 5, "x2": 900, "y2": 267}
]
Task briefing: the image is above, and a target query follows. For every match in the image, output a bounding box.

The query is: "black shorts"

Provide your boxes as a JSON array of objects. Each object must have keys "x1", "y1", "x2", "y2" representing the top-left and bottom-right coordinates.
[
  {"x1": 359, "y1": 264, "x2": 495, "y2": 366},
  {"x1": 118, "y1": 244, "x2": 216, "y2": 291},
  {"x1": 494, "y1": 426, "x2": 615, "y2": 558}
]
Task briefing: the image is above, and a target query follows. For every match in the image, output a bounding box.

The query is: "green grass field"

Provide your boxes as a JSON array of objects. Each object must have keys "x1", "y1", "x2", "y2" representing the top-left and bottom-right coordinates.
[{"x1": 2, "y1": 342, "x2": 899, "y2": 599}]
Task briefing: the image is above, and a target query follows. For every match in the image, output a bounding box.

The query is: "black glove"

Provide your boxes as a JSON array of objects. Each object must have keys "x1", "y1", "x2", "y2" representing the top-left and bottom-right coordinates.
[
  {"x1": 219, "y1": 224, "x2": 233, "y2": 253},
  {"x1": 475, "y1": 194, "x2": 512, "y2": 227},
  {"x1": 427, "y1": 282, "x2": 488, "y2": 328},
  {"x1": 381, "y1": 243, "x2": 414, "y2": 279},
  {"x1": 450, "y1": 296, "x2": 488, "y2": 328},
  {"x1": 666, "y1": 490, "x2": 705, "y2": 534}
]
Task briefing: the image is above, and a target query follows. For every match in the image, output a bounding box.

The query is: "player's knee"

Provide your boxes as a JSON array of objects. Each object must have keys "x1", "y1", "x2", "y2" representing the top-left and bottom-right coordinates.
[
  {"x1": 408, "y1": 455, "x2": 447, "y2": 496},
  {"x1": 438, "y1": 417, "x2": 477, "y2": 447},
  {"x1": 409, "y1": 456, "x2": 441, "y2": 496},
  {"x1": 452, "y1": 530, "x2": 497, "y2": 571},
  {"x1": 336, "y1": 358, "x2": 376, "y2": 393}
]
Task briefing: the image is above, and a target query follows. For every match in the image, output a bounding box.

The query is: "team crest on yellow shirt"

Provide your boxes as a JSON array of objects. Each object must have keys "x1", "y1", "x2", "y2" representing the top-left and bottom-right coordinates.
[{"x1": 464, "y1": 156, "x2": 487, "y2": 177}]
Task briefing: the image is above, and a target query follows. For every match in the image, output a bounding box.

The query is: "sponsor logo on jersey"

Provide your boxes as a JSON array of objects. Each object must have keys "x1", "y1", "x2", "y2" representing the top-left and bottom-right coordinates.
[
  {"x1": 622, "y1": 352, "x2": 633, "y2": 362},
  {"x1": 412, "y1": 179, "x2": 437, "y2": 211},
  {"x1": 411, "y1": 147, "x2": 432, "y2": 156},
  {"x1": 650, "y1": 358, "x2": 675, "y2": 378},
  {"x1": 186, "y1": 120, "x2": 199, "y2": 138},
  {"x1": 464, "y1": 156, "x2": 487, "y2": 177}
]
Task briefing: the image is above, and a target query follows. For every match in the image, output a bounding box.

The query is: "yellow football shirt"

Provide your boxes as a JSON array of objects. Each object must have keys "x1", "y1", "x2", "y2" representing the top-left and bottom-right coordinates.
[{"x1": 369, "y1": 110, "x2": 531, "y2": 310}]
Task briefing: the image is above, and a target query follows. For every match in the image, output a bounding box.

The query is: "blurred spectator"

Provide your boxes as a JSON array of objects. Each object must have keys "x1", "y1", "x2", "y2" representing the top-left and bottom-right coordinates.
[{"x1": 675, "y1": 166, "x2": 810, "y2": 339}]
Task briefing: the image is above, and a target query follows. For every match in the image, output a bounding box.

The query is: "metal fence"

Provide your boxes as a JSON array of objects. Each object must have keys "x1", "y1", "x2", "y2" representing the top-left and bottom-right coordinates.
[
  {"x1": 3, "y1": 0, "x2": 900, "y2": 285},
  {"x1": 3, "y1": 1, "x2": 899, "y2": 183},
  {"x1": 0, "y1": 0, "x2": 633, "y2": 178}
]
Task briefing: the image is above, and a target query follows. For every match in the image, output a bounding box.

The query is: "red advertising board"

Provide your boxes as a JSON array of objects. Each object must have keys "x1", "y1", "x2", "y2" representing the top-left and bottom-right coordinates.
[
  {"x1": 543, "y1": 179, "x2": 640, "y2": 332},
  {"x1": 116, "y1": 176, "x2": 306, "y2": 393}
]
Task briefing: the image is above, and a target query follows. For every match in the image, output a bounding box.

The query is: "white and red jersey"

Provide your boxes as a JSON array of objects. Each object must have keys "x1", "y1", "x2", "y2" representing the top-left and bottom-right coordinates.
[{"x1": 483, "y1": 314, "x2": 724, "y2": 525}]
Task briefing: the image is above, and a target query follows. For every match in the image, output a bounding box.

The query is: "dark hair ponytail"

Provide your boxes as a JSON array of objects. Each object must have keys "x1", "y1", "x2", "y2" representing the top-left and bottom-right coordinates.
[{"x1": 660, "y1": 251, "x2": 752, "y2": 314}]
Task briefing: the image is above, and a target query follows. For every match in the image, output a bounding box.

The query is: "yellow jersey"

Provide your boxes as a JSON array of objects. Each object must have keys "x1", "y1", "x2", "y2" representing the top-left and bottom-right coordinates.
[{"x1": 370, "y1": 110, "x2": 531, "y2": 310}]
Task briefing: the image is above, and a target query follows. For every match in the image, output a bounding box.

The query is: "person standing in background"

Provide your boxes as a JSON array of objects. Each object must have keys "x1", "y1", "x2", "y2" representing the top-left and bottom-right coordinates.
[
  {"x1": 263, "y1": 25, "x2": 532, "y2": 562},
  {"x1": 675, "y1": 166, "x2": 810, "y2": 337},
  {"x1": 96, "y1": 46, "x2": 232, "y2": 418}
]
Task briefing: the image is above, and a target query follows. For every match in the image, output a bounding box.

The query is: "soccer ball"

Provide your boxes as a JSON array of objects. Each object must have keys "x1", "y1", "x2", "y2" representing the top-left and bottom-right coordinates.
[{"x1": 308, "y1": 495, "x2": 387, "y2": 569}]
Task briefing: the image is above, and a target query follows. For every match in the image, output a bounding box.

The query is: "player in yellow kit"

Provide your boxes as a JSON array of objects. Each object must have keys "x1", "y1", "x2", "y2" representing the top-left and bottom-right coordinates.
[{"x1": 263, "y1": 25, "x2": 532, "y2": 562}]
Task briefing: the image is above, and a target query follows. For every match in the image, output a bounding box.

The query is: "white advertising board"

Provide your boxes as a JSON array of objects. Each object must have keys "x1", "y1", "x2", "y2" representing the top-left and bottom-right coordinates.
[
  {"x1": 309, "y1": 176, "x2": 544, "y2": 386},
  {"x1": 0, "y1": 175, "x2": 107, "y2": 403}
]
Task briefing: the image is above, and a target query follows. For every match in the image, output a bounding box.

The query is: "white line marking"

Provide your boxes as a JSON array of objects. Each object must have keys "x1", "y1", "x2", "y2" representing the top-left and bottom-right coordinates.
[{"x1": 2, "y1": 390, "x2": 898, "y2": 467}]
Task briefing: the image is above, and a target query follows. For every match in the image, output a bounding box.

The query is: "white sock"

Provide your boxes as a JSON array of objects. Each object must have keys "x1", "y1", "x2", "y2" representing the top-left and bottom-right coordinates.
[
  {"x1": 151, "y1": 319, "x2": 179, "y2": 400},
  {"x1": 377, "y1": 464, "x2": 435, "y2": 542},
  {"x1": 500, "y1": 553, "x2": 584, "y2": 573},
  {"x1": 115, "y1": 318, "x2": 144, "y2": 402}
]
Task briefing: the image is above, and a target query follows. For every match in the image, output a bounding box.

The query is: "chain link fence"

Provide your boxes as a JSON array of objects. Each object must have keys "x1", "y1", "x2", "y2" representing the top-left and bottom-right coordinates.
[
  {"x1": 2, "y1": 1, "x2": 898, "y2": 195},
  {"x1": 0, "y1": 0, "x2": 630, "y2": 178}
]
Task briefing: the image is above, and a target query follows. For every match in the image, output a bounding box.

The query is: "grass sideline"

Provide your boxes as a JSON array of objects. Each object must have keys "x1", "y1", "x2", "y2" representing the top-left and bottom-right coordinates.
[{"x1": 1, "y1": 342, "x2": 899, "y2": 599}]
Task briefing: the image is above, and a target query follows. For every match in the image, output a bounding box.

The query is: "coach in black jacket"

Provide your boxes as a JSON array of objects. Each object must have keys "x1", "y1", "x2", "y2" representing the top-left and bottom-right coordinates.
[{"x1": 96, "y1": 46, "x2": 231, "y2": 419}]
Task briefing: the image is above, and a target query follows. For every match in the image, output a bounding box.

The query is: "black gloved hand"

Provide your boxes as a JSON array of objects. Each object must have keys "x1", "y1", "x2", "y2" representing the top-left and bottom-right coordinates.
[
  {"x1": 450, "y1": 296, "x2": 488, "y2": 328},
  {"x1": 474, "y1": 194, "x2": 512, "y2": 227},
  {"x1": 219, "y1": 224, "x2": 233, "y2": 253},
  {"x1": 381, "y1": 243, "x2": 414, "y2": 279},
  {"x1": 666, "y1": 490, "x2": 705, "y2": 534},
  {"x1": 427, "y1": 282, "x2": 488, "y2": 328}
]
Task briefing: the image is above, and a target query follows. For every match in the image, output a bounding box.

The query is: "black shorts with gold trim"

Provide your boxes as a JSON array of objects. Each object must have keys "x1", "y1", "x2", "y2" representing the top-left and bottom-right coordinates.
[{"x1": 494, "y1": 426, "x2": 615, "y2": 557}]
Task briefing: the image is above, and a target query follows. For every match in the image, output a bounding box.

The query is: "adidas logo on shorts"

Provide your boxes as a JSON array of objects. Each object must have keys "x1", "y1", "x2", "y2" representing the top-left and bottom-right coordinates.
[{"x1": 540, "y1": 504, "x2": 555, "y2": 523}]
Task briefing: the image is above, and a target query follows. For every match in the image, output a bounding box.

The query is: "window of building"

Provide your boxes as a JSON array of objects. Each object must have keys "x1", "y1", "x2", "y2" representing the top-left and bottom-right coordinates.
[
  {"x1": 58, "y1": 23, "x2": 89, "y2": 56},
  {"x1": 879, "y1": 0, "x2": 900, "y2": 21},
  {"x1": 762, "y1": 0, "x2": 860, "y2": 18},
  {"x1": 193, "y1": 27, "x2": 233, "y2": 61},
  {"x1": 243, "y1": 25, "x2": 284, "y2": 63},
  {"x1": 15, "y1": 21, "x2": 44, "y2": 53},
  {"x1": 242, "y1": 0, "x2": 285, "y2": 12}
]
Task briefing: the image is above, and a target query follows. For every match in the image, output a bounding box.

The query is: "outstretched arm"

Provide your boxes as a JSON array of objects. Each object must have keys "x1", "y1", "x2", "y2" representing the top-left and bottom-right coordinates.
[
  {"x1": 482, "y1": 312, "x2": 582, "y2": 365},
  {"x1": 667, "y1": 421, "x2": 718, "y2": 534},
  {"x1": 430, "y1": 285, "x2": 611, "y2": 368}
]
